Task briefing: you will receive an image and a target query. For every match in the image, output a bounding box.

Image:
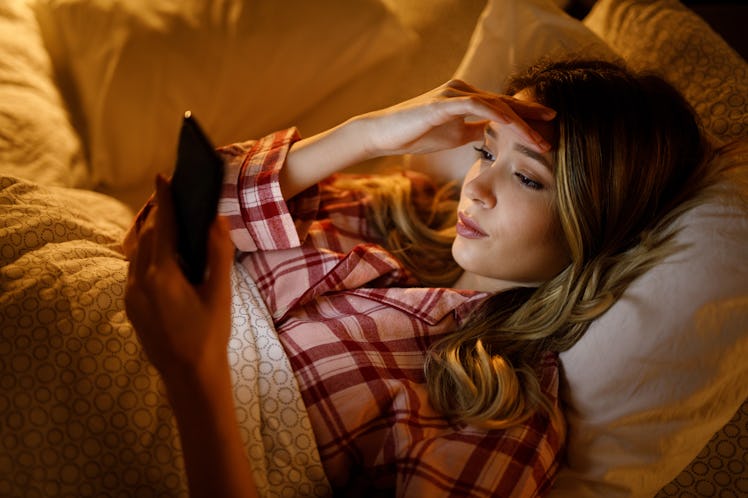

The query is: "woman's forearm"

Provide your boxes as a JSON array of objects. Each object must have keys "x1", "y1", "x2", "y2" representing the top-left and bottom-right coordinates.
[
  {"x1": 279, "y1": 81, "x2": 554, "y2": 200},
  {"x1": 165, "y1": 360, "x2": 259, "y2": 498},
  {"x1": 280, "y1": 117, "x2": 371, "y2": 199}
]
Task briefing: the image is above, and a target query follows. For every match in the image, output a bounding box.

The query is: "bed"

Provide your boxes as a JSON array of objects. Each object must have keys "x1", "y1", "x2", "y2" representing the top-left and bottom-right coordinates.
[{"x1": 1, "y1": 0, "x2": 746, "y2": 496}]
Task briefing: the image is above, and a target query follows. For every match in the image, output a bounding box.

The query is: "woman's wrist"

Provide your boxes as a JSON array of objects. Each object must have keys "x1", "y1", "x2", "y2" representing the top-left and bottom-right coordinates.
[
  {"x1": 159, "y1": 354, "x2": 232, "y2": 406},
  {"x1": 281, "y1": 117, "x2": 373, "y2": 199},
  {"x1": 341, "y1": 114, "x2": 385, "y2": 159},
  {"x1": 159, "y1": 356, "x2": 259, "y2": 498}
]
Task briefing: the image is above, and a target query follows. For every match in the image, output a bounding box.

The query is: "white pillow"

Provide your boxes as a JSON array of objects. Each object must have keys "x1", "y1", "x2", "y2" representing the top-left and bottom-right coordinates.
[
  {"x1": 33, "y1": 0, "x2": 416, "y2": 208},
  {"x1": 553, "y1": 171, "x2": 748, "y2": 498},
  {"x1": 446, "y1": 1, "x2": 748, "y2": 496},
  {"x1": 407, "y1": 0, "x2": 615, "y2": 182},
  {"x1": 550, "y1": 1, "x2": 748, "y2": 496},
  {"x1": 453, "y1": 0, "x2": 614, "y2": 92}
]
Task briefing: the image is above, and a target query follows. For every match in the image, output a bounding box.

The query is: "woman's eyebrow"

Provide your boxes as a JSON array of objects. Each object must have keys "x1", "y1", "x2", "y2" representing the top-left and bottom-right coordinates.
[
  {"x1": 485, "y1": 126, "x2": 552, "y2": 170},
  {"x1": 514, "y1": 143, "x2": 552, "y2": 171}
]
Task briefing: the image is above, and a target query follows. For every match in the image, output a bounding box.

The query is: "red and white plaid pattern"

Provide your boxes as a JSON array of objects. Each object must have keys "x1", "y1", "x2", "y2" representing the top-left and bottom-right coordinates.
[{"x1": 218, "y1": 130, "x2": 564, "y2": 497}]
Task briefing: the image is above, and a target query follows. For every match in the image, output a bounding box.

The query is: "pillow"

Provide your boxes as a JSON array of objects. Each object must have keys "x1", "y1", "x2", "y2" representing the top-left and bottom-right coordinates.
[
  {"x1": 453, "y1": 0, "x2": 615, "y2": 92},
  {"x1": 0, "y1": 0, "x2": 88, "y2": 188},
  {"x1": 294, "y1": 0, "x2": 487, "y2": 142},
  {"x1": 583, "y1": 0, "x2": 748, "y2": 145},
  {"x1": 552, "y1": 162, "x2": 748, "y2": 498},
  {"x1": 548, "y1": 0, "x2": 748, "y2": 496},
  {"x1": 32, "y1": 0, "x2": 416, "y2": 209},
  {"x1": 407, "y1": 0, "x2": 616, "y2": 182},
  {"x1": 445, "y1": 1, "x2": 748, "y2": 496}
]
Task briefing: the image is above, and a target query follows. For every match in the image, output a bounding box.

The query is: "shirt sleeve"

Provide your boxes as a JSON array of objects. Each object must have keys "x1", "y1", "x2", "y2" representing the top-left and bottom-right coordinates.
[{"x1": 218, "y1": 128, "x2": 320, "y2": 252}]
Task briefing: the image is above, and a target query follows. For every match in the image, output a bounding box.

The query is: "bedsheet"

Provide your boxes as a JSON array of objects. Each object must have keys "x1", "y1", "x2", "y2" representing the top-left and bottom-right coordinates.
[{"x1": 0, "y1": 174, "x2": 330, "y2": 497}]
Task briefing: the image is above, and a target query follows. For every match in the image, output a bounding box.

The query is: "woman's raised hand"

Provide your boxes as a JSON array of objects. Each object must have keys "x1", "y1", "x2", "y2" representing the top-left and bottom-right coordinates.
[
  {"x1": 358, "y1": 79, "x2": 556, "y2": 157},
  {"x1": 281, "y1": 80, "x2": 556, "y2": 200}
]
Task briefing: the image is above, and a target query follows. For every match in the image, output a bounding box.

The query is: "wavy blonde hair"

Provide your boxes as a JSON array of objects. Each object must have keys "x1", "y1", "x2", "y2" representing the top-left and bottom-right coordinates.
[{"x1": 336, "y1": 60, "x2": 729, "y2": 430}]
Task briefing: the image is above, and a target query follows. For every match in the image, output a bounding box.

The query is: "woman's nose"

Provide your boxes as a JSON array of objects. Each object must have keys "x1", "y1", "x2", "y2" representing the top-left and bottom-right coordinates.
[{"x1": 463, "y1": 170, "x2": 497, "y2": 209}]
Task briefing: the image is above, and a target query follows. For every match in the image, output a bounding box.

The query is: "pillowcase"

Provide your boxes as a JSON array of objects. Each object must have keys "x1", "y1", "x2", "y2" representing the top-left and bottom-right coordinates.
[
  {"x1": 552, "y1": 165, "x2": 748, "y2": 498},
  {"x1": 0, "y1": 0, "x2": 88, "y2": 188},
  {"x1": 32, "y1": 0, "x2": 416, "y2": 209},
  {"x1": 446, "y1": 1, "x2": 748, "y2": 496},
  {"x1": 293, "y1": 0, "x2": 487, "y2": 143},
  {"x1": 453, "y1": 0, "x2": 615, "y2": 92},
  {"x1": 583, "y1": 0, "x2": 748, "y2": 145},
  {"x1": 549, "y1": 0, "x2": 748, "y2": 496}
]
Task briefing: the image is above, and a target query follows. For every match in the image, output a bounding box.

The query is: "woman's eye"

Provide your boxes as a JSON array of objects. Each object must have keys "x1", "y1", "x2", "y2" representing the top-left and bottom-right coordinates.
[
  {"x1": 514, "y1": 172, "x2": 543, "y2": 190},
  {"x1": 473, "y1": 145, "x2": 495, "y2": 162}
]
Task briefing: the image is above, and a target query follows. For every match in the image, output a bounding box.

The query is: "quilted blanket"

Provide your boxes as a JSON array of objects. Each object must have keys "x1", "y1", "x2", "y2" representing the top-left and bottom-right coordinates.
[{"x1": 0, "y1": 175, "x2": 330, "y2": 497}]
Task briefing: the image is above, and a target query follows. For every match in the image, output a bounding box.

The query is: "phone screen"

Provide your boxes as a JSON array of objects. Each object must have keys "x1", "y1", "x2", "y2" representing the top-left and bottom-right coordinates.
[{"x1": 170, "y1": 111, "x2": 225, "y2": 284}]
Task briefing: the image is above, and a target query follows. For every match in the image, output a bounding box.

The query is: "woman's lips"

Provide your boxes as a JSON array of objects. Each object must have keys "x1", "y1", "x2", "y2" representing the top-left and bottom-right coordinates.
[{"x1": 456, "y1": 212, "x2": 488, "y2": 239}]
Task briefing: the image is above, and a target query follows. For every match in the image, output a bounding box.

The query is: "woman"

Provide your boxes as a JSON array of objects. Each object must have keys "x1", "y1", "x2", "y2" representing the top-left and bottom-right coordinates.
[{"x1": 124, "y1": 59, "x2": 713, "y2": 497}]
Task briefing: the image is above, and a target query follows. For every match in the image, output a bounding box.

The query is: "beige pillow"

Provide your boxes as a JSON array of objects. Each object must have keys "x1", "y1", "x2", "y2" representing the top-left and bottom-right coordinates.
[
  {"x1": 0, "y1": 0, "x2": 88, "y2": 188},
  {"x1": 583, "y1": 0, "x2": 748, "y2": 145},
  {"x1": 33, "y1": 0, "x2": 416, "y2": 208}
]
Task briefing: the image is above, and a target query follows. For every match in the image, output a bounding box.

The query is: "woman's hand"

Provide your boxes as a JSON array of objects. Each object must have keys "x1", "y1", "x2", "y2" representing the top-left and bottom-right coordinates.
[
  {"x1": 124, "y1": 176, "x2": 258, "y2": 498},
  {"x1": 280, "y1": 80, "x2": 556, "y2": 199},
  {"x1": 124, "y1": 174, "x2": 235, "y2": 384},
  {"x1": 357, "y1": 79, "x2": 556, "y2": 157}
]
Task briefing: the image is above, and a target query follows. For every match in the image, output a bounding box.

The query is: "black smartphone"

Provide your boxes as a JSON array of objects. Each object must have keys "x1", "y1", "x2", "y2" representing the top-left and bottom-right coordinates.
[{"x1": 170, "y1": 111, "x2": 225, "y2": 284}]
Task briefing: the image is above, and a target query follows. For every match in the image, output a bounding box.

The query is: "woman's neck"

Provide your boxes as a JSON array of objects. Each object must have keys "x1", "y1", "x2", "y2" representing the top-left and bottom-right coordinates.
[{"x1": 451, "y1": 271, "x2": 518, "y2": 293}]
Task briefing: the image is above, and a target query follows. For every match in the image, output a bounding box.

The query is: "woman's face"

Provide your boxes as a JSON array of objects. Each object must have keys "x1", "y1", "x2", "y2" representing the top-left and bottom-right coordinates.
[{"x1": 452, "y1": 93, "x2": 569, "y2": 292}]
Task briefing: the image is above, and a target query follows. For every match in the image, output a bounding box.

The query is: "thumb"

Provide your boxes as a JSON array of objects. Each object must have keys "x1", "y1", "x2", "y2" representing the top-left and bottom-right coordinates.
[{"x1": 463, "y1": 120, "x2": 489, "y2": 144}]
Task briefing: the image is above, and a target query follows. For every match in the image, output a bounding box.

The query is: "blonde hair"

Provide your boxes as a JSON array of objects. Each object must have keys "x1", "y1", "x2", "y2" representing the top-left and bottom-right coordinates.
[
  {"x1": 335, "y1": 60, "x2": 728, "y2": 431},
  {"x1": 331, "y1": 173, "x2": 462, "y2": 286}
]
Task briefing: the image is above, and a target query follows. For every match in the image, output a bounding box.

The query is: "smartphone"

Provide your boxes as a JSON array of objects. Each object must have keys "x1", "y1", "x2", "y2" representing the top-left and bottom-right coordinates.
[{"x1": 170, "y1": 111, "x2": 225, "y2": 284}]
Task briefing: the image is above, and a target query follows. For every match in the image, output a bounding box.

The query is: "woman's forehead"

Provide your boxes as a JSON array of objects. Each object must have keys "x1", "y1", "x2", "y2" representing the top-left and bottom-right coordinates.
[{"x1": 485, "y1": 124, "x2": 556, "y2": 172}]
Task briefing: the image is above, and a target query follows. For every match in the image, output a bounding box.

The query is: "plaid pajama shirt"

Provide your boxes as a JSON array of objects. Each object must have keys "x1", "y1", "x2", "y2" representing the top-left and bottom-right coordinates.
[{"x1": 216, "y1": 129, "x2": 563, "y2": 497}]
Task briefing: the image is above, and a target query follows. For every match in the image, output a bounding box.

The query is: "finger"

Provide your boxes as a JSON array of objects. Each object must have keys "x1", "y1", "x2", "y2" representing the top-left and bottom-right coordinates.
[
  {"x1": 126, "y1": 220, "x2": 157, "y2": 317},
  {"x1": 124, "y1": 285, "x2": 151, "y2": 335},
  {"x1": 153, "y1": 174, "x2": 178, "y2": 267},
  {"x1": 489, "y1": 102, "x2": 552, "y2": 151},
  {"x1": 508, "y1": 119, "x2": 552, "y2": 152},
  {"x1": 133, "y1": 220, "x2": 156, "y2": 280},
  {"x1": 462, "y1": 120, "x2": 489, "y2": 144},
  {"x1": 442, "y1": 86, "x2": 555, "y2": 120},
  {"x1": 202, "y1": 216, "x2": 234, "y2": 305},
  {"x1": 507, "y1": 101, "x2": 556, "y2": 121},
  {"x1": 422, "y1": 95, "x2": 540, "y2": 151},
  {"x1": 445, "y1": 78, "x2": 501, "y2": 96},
  {"x1": 514, "y1": 122, "x2": 552, "y2": 152},
  {"x1": 431, "y1": 96, "x2": 506, "y2": 125}
]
